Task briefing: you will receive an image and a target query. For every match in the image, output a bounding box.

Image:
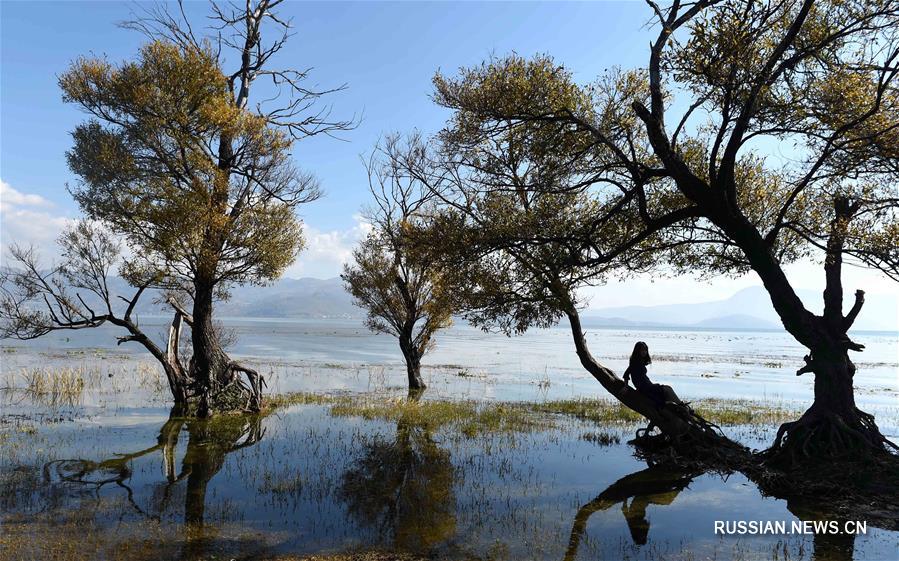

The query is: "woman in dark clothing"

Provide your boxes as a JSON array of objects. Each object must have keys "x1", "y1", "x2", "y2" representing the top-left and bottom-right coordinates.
[{"x1": 623, "y1": 342, "x2": 681, "y2": 408}]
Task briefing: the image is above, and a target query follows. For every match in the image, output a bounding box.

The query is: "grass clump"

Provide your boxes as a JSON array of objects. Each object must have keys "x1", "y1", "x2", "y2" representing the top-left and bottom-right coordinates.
[
  {"x1": 691, "y1": 399, "x2": 798, "y2": 425},
  {"x1": 264, "y1": 392, "x2": 354, "y2": 410},
  {"x1": 530, "y1": 398, "x2": 644, "y2": 424},
  {"x1": 580, "y1": 431, "x2": 621, "y2": 446},
  {"x1": 330, "y1": 398, "x2": 544, "y2": 437}
]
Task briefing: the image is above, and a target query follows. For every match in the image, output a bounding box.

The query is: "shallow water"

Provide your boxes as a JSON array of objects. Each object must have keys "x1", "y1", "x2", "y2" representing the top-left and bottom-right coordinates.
[
  {"x1": 1, "y1": 319, "x2": 898, "y2": 560},
  {"x1": 1, "y1": 404, "x2": 897, "y2": 561},
  {"x1": 2, "y1": 317, "x2": 898, "y2": 412}
]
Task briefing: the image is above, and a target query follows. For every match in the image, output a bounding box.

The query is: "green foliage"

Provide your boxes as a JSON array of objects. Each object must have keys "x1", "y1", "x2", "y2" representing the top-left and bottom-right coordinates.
[
  {"x1": 342, "y1": 137, "x2": 455, "y2": 359},
  {"x1": 662, "y1": 0, "x2": 899, "y2": 279},
  {"x1": 413, "y1": 0, "x2": 899, "y2": 341},
  {"x1": 407, "y1": 57, "x2": 692, "y2": 333},
  {"x1": 59, "y1": 40, "x2": 314, "y2": 292}
]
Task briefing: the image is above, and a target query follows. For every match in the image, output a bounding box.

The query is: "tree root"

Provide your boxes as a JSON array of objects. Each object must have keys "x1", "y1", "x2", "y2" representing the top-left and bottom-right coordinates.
[
  {"x1": 630, "y1": 401, "x2": 750, "y2": 469},
  {"x1": 762, "y1": 407, "x2": 898, "y2": 469},
  {"x1": 203, "y1": 361, "x2": 267, "y2": 413}
]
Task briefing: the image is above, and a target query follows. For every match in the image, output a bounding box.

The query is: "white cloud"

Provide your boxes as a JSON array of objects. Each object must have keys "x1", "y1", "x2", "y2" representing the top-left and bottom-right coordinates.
[
  {"x1": 0, "y1": 179, "x2": 53, "y2": 209},
  {"x1": 284, "y1": 214, "x2": 373, "y2": 279},
  {"x1": 0, "y1": 180, "x2": 52, "y2": 208},
  {"x1": 0, "y1": 180, "x2": 73, "y2": 263}
]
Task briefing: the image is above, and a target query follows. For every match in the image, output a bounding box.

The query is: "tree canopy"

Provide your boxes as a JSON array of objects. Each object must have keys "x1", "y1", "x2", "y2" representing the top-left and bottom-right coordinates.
[
  {"x1": 343, "y1": 136, "x2": 455, "y2": 391},
  {"x1": 60, "y1": 39, "x2": 314, "y2": 293}
]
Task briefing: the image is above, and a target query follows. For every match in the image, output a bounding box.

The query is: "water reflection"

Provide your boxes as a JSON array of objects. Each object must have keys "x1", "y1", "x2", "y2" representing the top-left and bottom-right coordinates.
[
  {"x1": 562, "y1": 461, "x2": 870, "y2": 561},
  {"x1": 784, "y1": 498, "x2": 857, "y2": 561},
  {"x1": 3, "y1": 403, "x2": 894, "y2": 561},
  {"x1": 563, "y1": 464, "x2": 699, "y2": 560},
  {"x1": 339, "y1": 394, "x2": 456, "y2": 553},
  {"x1": 41, "y1": 407, "x2": 265, "y2": 559}
]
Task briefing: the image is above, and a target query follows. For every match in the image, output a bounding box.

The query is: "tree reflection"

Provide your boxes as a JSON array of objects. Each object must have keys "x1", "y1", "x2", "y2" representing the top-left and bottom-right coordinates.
[
  {"x1": 338, "y1": 394, "x2": 456, "y2": 554},
  {"x1": 784, "y1": 498, "x2": 857, "y2": 561},
  {"x1": 44, "y1": 407, "x2": 264, "y2": 528},
  {"x1": 562, "y1": 463, "x2": 873, "y2": 561}
]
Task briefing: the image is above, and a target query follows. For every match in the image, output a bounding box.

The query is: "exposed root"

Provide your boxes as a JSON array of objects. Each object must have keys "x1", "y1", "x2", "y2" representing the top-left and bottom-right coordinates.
[
  {"x1": 630, "y1": 401, "x2": 749, "y2": 469},
  {"x1": 204, "y1": 361, "x2": 267, "y2": 413},
  {"x1": 762, "y1": 407, "x2": 898, "y2": 469}
]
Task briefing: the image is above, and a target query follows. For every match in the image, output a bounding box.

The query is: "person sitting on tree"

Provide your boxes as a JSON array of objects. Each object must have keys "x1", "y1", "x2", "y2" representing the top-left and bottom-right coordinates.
[{"x1": 623, "y1": 342, "x2": 683, "y2": 408}]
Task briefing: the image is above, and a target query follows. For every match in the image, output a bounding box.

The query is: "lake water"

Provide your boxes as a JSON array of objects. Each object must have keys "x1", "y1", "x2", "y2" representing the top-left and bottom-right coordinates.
[
  {"x1": 1, "y1": 318, "x2": 898, "y2": 561},
  {"x1": 3, "y1": 318, "x2": 897, "y2": 418}
]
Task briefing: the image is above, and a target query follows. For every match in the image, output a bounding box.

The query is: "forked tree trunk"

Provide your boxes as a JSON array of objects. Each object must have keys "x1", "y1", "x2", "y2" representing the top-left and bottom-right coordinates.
[
  {"x1": 763, "y1": 198, "x2": 896, "y2": 465},
  {"x1": 768, "y1": 341, "x2": 895, "y2": 465},
  {"x1": 165, "y1": 295, "x2": 265, "y2": 416}
]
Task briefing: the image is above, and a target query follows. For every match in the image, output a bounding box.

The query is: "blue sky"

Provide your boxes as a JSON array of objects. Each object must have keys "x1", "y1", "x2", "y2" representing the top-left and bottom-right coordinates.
[
  {"x1": 1, "y1": 1, "x2": 651, "y2": 277},
  {"x1": 1, "y1": 1, "x2": 895, "y2": 311}
]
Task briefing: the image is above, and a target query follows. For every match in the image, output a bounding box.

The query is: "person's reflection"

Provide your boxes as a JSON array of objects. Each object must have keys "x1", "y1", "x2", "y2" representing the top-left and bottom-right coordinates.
[
  {"x1": 563, "y1": 465, "x2": 697, "y2": 560},
  {"x1": 338, "y1": 392, "x2": 456, "y2": 554},
  {"x1": 44, "y1": 407, "x2": 264, "y2": 529}
]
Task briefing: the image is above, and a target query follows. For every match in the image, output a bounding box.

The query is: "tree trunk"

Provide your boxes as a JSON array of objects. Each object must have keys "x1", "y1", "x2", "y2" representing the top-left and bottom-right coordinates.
[
  {"x1": 763, "y1": 198, "x2": 896, "y2": 464},
  {"x1": 191, "y1": 282, "x2": 229, "y2": 417},
  {"x1": 563, "y1": 308, "x2": 743, "y2": 459},
  {"x1": 768, "y1": 343, "x2": 895, "y2": 465},
  {"x1": 399, "y1": 332, "x2": 426, "y2": 391},
  {"x1": 162, "y1": 312, "x2": 190, "y2": 404}
]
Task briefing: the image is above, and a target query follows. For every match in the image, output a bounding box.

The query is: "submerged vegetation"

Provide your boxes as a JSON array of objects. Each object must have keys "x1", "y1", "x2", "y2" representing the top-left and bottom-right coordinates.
[
  {"x1": 269, "y1": 392, "x2": 802, "y2": 436},
  {"x1": 1, "y1": 386, "x2": 895, "y2": 561}
]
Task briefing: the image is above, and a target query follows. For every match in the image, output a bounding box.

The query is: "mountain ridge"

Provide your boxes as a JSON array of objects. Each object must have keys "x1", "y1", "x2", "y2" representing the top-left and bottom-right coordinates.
[
  {"x1": 7, "y1": 274, "x2": 895, "y2": 330},
  {"x1": 582, "y1": 285, "x2": 897, "y2": 331}
]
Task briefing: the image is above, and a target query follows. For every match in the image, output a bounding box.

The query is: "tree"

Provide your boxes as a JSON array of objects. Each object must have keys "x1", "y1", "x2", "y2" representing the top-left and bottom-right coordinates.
[
  {"x1": 1, "y1": 222, "x2": 197, "y2": 406},
  {"x1": 339, "y1": 394, "x2": 456, "y2": 552},
  {"x1": 342, "y1": 136, "x2": 455, "y2": 392},
  {"x1": 425, "y1": 0, "x2": 899, "y2": 464},
  {"x1": 1, "y1": 1, "x2": 353, "y2": 415},
  {"x1": 391, "y1": 64, "x2": 738, "y2": 455}
]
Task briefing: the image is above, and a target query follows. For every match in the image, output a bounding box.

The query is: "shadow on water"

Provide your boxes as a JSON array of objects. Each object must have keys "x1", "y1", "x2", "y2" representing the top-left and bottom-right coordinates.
[
  {"x1": 563, "y1": 462, "x2": 864, "y2": 561},
  {"x1": 563, "y1": 464, "x2": 700, "y2": 559}
]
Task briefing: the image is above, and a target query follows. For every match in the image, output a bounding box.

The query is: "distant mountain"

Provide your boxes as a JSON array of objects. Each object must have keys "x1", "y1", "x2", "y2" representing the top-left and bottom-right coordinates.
[
  {"x1": 217, "y1": 277, "x2": 361, "y2": 318},
  {"x1": 583, "y1": 286, "x2": 898, "y2": 331},
  {"x1": 692, "y1": 314, "x2": 779, "y2": 330},
  {"x1": 579, "y1": 316, "x2": 669, "y2": 328},
  {"x1": 102, "y1": 276, "x2": 363, "y2": 319},
  {"x1": 6, "y1": 272, "x2": 895, "y2": 329}
]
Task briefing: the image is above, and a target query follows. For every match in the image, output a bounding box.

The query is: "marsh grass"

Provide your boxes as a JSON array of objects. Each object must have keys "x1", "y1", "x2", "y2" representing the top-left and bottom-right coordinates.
[
  {"x1": 331, "y1": 398, "x2": 544, "y2": 437},
  {"x1": 258, "y1": 470, "x2": 304, "y2": 496},
  {"x1": 580, "y1": 431, "x2": 621, "y2": 446},
  {"x1": 529, "y1": 398, "x2": 645, "y2": 424},
  {"x1": 23, "y1": 367, "x2": 86, "y2": 397},
  {"x1": 267, "y1": 393, "x2": 802, "y2": 441},
  {"x1": 690, "y1": 398, "x2": 799, "y2": 425},
  {"x1": 0, "y1": 367, "x2": 88, "y2": 407}
]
